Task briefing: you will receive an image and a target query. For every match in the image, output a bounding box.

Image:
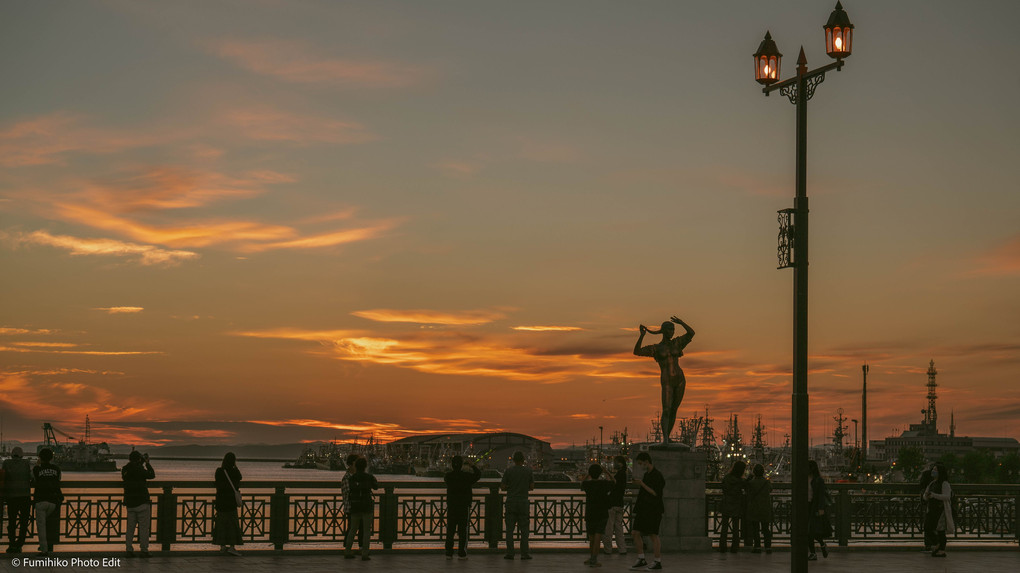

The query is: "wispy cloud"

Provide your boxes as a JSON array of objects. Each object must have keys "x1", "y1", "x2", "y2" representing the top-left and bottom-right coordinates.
[
  {"x1": 95, "y1": 307, "x2": 144, "y2": 314},
  {"x1": 222, "y1": 106, "x2": 378, "y2": 144},
  {"x1": 0, "y1": 346, "x2": 161, "y2": 356},
  {"x1": 6, "y1": 230, "x2": 199, "y2": 266},
  {"x1": 512, "y1": 326, "x2": 585, "y2": 332},
  {"x1": 241, "y1": 222, "x2": 398, "y2": 252},
  {"x1": 0, "y1": 327, "x2": 55, "y2": 336},
  {"x1": 78, "y1": 166, "x2": 285, "y2": 213},
  {"x1": 0, "y1": 112, "x2": 182, "y2": 167},
  {"x1": 10, "y1": 342, "x2": 77, "y2": 348},
  {"x1": 972, "y1": 233, "x2": 1020, "y2": 276},
  {"x1": 207, "y1": 39, "x2": 429, "y2": 88},
  {"x1": 351, "y1": 309, "x2": 507, "y2": 326}
]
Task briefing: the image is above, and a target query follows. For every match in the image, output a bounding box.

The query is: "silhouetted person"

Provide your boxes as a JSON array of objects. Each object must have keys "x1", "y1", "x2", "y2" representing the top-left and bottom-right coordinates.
[
  {"x1": 32, "y1": 448, "x2": 62, "y2": 556},
  {"x1": 213, "y1": 452, "x2": 243, "y2": 556},
  {"x1": 122, "y1": 451, "x2": 155, "y2": 558},
  {"x1": 746, "y1": 463, "x2": 773, "y2": 554},
  {"x1": 581, "y1": 464, "x2": 613, "y2": 568},
  {"x1": 602, "y1": 455, "x2": 628, "y2": 556},
  {"x1": 444, "y1": 455, "x2": 481, "y2": 560},
  {"x1": 633, "y1": 316, "x2": 695, "y2": 444},
  {"x1": 629, "y1": 451, "x2": 664, "y2": 570},
  {"x1": 501, "y1": 451, "x2": 534, "y2": 560},
  {"x1": 922, "y1": 461, "x2": 953, "y2": 557},
  {"x1": 3, "y1": 447, "x2": 32, "y2": 553},
  {"x1": 918, "y1": 463, "x2": 935, "y2": 552},
  {"x1": 807, "y1": 460, "x2": 831, "y2": 560},
  {"x1": 340, "y1": 453, "x2": 366, "y2": 552},
  {"x1": 344, "y1": 457, "x2": 379, "y2": 560},
  {"x1": 719, "y1": 460, "x2": 746, "y2": 553}
]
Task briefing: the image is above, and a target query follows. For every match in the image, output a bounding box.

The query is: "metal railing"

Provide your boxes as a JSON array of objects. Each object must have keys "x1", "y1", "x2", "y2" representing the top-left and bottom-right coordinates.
[
  {"x1": 706, "y1": 482, "x2": 1020, "y2": 546},
  {"x1": 8, "y1": 480, "x2": 1019, "y2": 550}
]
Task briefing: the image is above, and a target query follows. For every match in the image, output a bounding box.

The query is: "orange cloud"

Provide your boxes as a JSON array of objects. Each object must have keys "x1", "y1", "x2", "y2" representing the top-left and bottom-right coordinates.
[
  {"x1": 10, "y1": 342, "x2": 77, "y2": 348},
  {"x1": 972, "y1": 234, "x2": 1020, "y2": 276},
  {"x1": 207, "y1": 39, "x2": 428, "y2": 88},
  {"x1": 512, "y1": 326, "x2": 584, "y2": 332},
  {"x1": 0, "y1": 328, "x2": 55, "y2": 336},
  {"x1": 0, "y1": 370, "x2": 177, "y2": 425},
  {"x1": 234, "y1": 326, "x2": 644, "y2": 383},
  {"x1": 0, "y1": 347, "x2": 159, "y2": 356},
  {"x1": 0, "y1": 112, "x2": 196, "y2": 168},
  {"x1": 241, "y1": 222, "x2": 397, "y2": 252},
  {"x1": 95, "y1": 307, "x2": 144, "y2": 314},
  {"x1": 51, "y1": 202, "x2": 296, "y2": 248},
  {"x1": 222, "y1": 106, "x2": 377, "y2": 144},
  {"x1": 78, "y1": 166, "x2": 284, "y2": 213},
  {"x1": 351, "y1": 309, "x2": 506, "y2": 326},
  {"x1": 180, "y1": 429, "x2": 236, "y2": 439},
  {"x1": 8, "y1": 230, "x2": 199, "y2": 266}
]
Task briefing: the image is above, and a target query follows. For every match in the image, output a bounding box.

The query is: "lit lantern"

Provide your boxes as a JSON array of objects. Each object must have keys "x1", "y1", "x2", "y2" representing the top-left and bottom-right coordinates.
[
  {"x1": 824, "y1": 1, "x2": 854, "y2": 59},
  {"x1": 753, "y1": 31, "x2": 782, "y2": 85}
]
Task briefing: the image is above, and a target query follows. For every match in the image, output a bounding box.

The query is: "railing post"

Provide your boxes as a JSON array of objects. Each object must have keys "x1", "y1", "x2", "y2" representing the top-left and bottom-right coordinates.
[
  {"x1": 485, "y1": 486, "x2": 502, "y2": 549},
  {"x1": 156, "y1": 485, "x2": 176, "y2": 551},
  {"x1": 380, "y1": 485, "x2": 398, "y2": 550},
  {"x1": 837, "y1": 486, "x2": 850, "y2": 547},
  {"x1": 269, "y1": 486, "x2": 289, "y2": 552}
]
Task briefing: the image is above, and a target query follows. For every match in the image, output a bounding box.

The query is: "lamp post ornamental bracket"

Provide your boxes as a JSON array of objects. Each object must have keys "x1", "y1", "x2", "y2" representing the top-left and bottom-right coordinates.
[{"x1": 763, "y1": 59, "x2": 844, "y2": 99}]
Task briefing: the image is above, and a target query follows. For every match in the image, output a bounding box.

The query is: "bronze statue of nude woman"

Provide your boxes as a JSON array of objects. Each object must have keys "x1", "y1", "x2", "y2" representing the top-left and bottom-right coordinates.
[{"x1": 633, "y1": 315, "x2": 695, "y2": 445}]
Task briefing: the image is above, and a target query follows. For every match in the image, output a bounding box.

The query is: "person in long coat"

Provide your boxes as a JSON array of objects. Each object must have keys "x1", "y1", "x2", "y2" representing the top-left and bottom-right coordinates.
[
  {"x1": 807, "y1": 460, "x2": 831, "y2": 560},
  {"x1": 718, "y1": 460, "x2": 746, "y2": 553},
  {"x1": 213, "y1": 452, "x2": 243, "y2": 556},
  {"x1": 922, "y1": 461, "x2": 954, "y2": 557}
]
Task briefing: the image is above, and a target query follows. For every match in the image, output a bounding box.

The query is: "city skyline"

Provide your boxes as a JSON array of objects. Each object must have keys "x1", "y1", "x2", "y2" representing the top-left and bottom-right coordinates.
[{"x1": 1, "y1": 1, "x2": 1018, "y2": 449}]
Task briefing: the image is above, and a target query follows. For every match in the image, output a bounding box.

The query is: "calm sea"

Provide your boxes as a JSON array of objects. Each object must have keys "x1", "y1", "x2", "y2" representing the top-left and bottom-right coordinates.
[{"x1": 63, "y1": 459, "x2": 443, "y2": 482}]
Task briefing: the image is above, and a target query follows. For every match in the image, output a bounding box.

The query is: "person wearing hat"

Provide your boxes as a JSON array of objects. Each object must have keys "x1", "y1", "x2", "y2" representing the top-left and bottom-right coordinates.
[
  {"x1": 2, "y1": 447, "x2": 32, "y2": 553},
  {"x1": 122, "y1": 451, "x2": 155, "y2": 557}
]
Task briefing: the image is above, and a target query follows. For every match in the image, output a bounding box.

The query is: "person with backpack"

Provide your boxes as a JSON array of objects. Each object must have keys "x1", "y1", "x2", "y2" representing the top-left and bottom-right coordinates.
[
  {"x1": 340, "y1": 454, "x2": 365, "y2": 554},
  {"x1": 922, "y1": 461, "x2": 953, "y2": 558},
  {"x1": 344, "y1": 457, "x2": 379, "y2": 560}
]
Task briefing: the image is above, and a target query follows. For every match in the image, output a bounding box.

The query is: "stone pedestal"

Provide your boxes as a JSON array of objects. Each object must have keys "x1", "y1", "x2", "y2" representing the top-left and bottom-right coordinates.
[{"x1": 645, "y1": 446, "x2": 711, "y2": 552}]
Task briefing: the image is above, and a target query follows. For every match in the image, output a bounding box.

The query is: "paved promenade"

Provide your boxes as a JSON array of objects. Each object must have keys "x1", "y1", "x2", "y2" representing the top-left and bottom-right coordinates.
[{"x1": 2, "y1": 550, "x2": 1017, "y2": 573}]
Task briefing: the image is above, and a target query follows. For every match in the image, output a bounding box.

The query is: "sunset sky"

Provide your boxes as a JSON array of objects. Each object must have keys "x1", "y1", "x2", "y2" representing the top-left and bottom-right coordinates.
[{"x1": 2, "y1": 1, "x2": 1018, "y2": 450}]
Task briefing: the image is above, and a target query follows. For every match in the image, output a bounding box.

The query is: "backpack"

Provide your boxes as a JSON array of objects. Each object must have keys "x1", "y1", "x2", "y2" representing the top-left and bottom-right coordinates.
[{"x1": 348, "y1": 473, "x2": 375, "y2": 513}]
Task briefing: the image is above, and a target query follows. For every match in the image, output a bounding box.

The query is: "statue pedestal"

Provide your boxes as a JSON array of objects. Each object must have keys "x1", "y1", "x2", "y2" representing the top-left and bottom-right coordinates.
[{"x1": 645, "y1": 446, "x2": 711, "y2": 552}]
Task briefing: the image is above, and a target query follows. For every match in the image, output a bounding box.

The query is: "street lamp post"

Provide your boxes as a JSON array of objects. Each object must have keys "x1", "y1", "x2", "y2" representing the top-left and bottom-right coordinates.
[{"x1": 752, "y1": 3, "x2": 853, "y2": 572}]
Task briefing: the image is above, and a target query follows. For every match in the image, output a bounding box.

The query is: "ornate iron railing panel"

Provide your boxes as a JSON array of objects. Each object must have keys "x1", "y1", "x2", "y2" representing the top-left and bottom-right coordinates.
[
  {"x1": 529, "y1": 493, "x2": 585, "y2": 541},
  {"x1": 394, "y1": 492, "x2": 482, "y2": 542},
  {"x1": 287, "y1": 494, "x2": 347, "y2": 541},
  {"x1": 173, "y1": 492, "x2": 270, "y2": 543}
]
